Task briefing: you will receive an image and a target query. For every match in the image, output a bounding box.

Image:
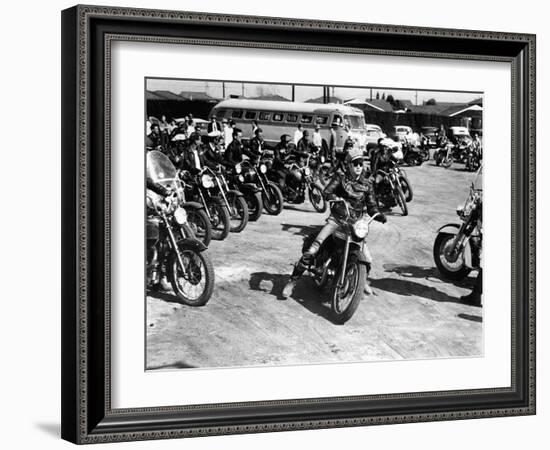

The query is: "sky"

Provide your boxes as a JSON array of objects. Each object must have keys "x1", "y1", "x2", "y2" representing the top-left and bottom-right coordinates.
[{"x1": 146, "y1": 78, "x2": 482, "y2": 105}]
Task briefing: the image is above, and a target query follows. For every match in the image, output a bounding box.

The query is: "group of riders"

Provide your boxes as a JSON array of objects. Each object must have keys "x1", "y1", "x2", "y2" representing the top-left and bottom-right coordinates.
[{"x1": 146, "y1": 115, "x2": 481, "y2": 309}]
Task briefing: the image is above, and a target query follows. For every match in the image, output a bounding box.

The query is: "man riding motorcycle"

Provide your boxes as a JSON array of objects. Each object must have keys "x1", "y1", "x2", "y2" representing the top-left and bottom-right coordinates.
[{"x1": 282, "y1": 149, "x2": 387, "y2": 298}]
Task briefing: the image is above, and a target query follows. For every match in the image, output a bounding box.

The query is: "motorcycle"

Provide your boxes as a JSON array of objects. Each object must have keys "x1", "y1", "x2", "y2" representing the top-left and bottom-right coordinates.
[
  {"x1": 206, "y1": 165, "x2": 249, "y2": 233},
  {"x1": 146, "y1": 153, "x2": 215, "y2": 306},
  {"x1": 434, "y1": 142, "x2": 454, "y2": 168},
  {"x1": 300, "y1": 199, "x2": 382, "y2": 324},
  {"x1": 182, "y1": 168, "x2": 231, "y2": 241},
  {"x1": 401, "y1": 142, "x2": 424, "y2": 166},
  {"x1": 433, "y1": 175, "x2": 482, "y2": 280},
  {"x1": 147, "y1": 151, "x2": 212, "y2": 247},
  {"x1": 228, "y1": 163, "x2": 264, "y2": 222},
  {"x1": 241, "y1": 155, "x2": 284, "y2": 216},
  {"x1": 373, "y1": 160, "x2": 410, "y2": 216},
  {"x1": 268, "y1": 153, "x2": 327, "y2": 213},
  {"x1": 464, "y1": 145, "x2": 482, "y2": 172}
]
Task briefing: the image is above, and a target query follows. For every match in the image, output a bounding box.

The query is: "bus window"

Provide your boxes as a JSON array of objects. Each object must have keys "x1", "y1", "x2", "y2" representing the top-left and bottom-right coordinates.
[
  {"x1": 273, "y1": 113, "x2": 284, "y2": 122},
  {"x1": 332, "y1": 114, "x2": 343, "y2": 126},
  {"x1": 315, "y1": 115, "x2": 329, "y2": 125},
  {"x1": 231, "y1": 110, "x2": 243, "y2": 119},
  {"x1": 286, "y1": 114, "x2": 298, "y2": 123},
  {"x1": 215, "y1": 109, "x2": 227, "y2": 118},
  {"x1": 345, "y1": 115, "x2": 365, "y2": 129},
  {"x1": 259, "y1": 111, "x2": 271, "y2": 121},
  {"x1": 301, "y1": 114, "x2": 313, "y2": 124},
  {"x1": 244, "y1": 111, "x2": 257, "y2": 120}
]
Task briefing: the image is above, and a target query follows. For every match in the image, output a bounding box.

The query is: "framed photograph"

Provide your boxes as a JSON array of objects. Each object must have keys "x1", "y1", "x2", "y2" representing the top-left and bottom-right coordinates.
[{"x1": 61, "y1": 5, "x2": 536, "y2": 444}]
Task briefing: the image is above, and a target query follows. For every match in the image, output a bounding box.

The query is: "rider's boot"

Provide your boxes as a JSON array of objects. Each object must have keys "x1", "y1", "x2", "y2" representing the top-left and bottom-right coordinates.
[
  {"x1": 282, "y1": 241, "x2": 321, "y2": 298},
  {"x1": 363, "y1": 262, "x2": 373, "y2": 295}
]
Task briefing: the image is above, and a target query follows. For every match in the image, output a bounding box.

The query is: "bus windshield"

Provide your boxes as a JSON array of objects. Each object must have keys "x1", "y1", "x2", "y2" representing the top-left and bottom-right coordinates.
[{"x1": 345, "y1": 115, "x2": 365, "y2": 129}]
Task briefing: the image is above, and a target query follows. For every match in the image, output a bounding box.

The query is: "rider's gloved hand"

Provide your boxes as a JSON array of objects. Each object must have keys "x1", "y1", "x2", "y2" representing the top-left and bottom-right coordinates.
[{"x1": 375, "y1": 213, "x2": 387, "y2": 224}]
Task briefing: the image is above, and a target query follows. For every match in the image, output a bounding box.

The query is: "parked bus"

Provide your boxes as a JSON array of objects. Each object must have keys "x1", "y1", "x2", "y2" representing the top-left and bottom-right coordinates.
[{"x1": 209, "y1": 98, "x2": 368, "y2": 151}]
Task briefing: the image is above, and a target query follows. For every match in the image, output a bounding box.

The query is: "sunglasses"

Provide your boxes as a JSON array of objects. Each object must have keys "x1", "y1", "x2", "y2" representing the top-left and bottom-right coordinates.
[{"x1": 352, "y1": 160, "x2": 364, "y2": 167}]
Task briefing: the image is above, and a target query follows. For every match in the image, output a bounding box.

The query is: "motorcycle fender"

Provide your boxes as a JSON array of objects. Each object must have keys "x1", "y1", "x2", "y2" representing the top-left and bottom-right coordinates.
[
  {"x1": 176, "y1": 237, "x2": 207, "y2": 253},
  {"x1": 227, "y1": 189, "x2": 244, "y2": 198},
  {"x1": 436, "y1": 223, "x2": 460, "y2": 234},
  {"x1": 181, "y1": 201, "x2": 205, "y2": 211},
  {"x1": 240, "y1": 183, "x2": 262, "y2": 194},
  {"x1": 436, "y1": 224, "x2": 473, "y2": 269}
]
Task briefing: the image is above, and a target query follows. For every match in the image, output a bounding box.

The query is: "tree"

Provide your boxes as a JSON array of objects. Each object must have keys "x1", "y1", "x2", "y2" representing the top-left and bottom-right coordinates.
[
  {"x1": 426, "y1": 98, "x2": 437, "y2": 105},
  {"x1": 386, "y1": 94, "x2": 395, "y2": 105},
  {"x1": 376, "y1": 92, "x2": 380, "y2": 100},
  {"x1": 382, "y1": 92, "x2": 386, "y2": 100}
]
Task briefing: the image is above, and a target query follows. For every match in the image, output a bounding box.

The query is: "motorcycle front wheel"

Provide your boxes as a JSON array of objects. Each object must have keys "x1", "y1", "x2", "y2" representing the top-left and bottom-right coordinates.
[
  {"x1": 262, "y1": 182, "x2": 284, "y2": 215},
  {"x1": 184, "y1": 207, "x2": 212, "y2": 247},
  {"x1": 226, "y1": 192, "x2": 249, "y2": 233},
  {"x1": 168, "y1": 247, "x2": 215, "y2": 306},
  {"x1": 208, "y1": 200, "x2": 231, "y2": 240},
  {"x1": 433, "y1": 232, "x2": 471, "y2": 280},
  {"x1": 394, "y1": 184, "x2": 408, "y2": 216},
  {"x1": 442, "y1": 156, "x2": 453, "y2": 169},
  {"x1": 399, "y1": 175, "x2": 413, "y2": 202},
  {"x1": 308, "y1": 185, "x2": 327, "y2": 213},
  {"x1": 331, "y1": 254, "x2": 366, "y2": 324}
]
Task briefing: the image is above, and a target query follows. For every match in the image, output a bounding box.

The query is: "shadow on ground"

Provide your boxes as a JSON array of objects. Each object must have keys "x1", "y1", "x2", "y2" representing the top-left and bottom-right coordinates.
[
  {"x1": 147, "y1": 361, "x2": 196, "y2": 370},
  {"x1": 370, "y1": 277, "x2": 462, "y2": 304},
  {"x1": 383, "y1": 263, "x2": 475, "y2": 288},
  {"x1": 147, "y1": 289, "x2": 182, "y2": 305},
  {"x1": 249, "y1": 271, "x2": 335, "y2": 323},
  {"x1": 280, "y1": 223, "x2": 322, "y2": 237}
]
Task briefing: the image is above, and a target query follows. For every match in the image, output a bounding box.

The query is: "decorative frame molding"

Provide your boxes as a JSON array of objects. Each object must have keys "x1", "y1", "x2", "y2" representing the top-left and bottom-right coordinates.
[{"x1": 61, "y1": 4, "x2": 536, "y2": 444}]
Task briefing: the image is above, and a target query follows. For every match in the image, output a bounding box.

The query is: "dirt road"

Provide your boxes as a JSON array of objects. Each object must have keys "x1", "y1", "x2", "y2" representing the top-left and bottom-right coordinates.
[{"x1": 146, "y1": 162, "x2": 482, "y2": 370}]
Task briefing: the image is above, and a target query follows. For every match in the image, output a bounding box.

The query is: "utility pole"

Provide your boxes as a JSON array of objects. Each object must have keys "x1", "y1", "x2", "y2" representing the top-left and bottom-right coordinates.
[
  {"x1": 370, "y1": 88, "x2": 373, "y2": 101},
  {"x1": 292, "y1": 85, "x2": 295, "y2": 102},
  {"x1": 241, "y1": 82, "x2": 245, "y2": 98},
  {"x1": 222, "y1": 81, "x2": 226, "y2": 99},
  {"x1": 415, "y1": 91, "x2": 418, "y2": 105}
]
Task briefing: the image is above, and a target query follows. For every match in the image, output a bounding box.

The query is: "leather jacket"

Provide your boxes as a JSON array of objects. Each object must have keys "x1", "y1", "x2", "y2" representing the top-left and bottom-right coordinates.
[{"x1": 323, "y1": 170, "x2": 379, "y2": 220}]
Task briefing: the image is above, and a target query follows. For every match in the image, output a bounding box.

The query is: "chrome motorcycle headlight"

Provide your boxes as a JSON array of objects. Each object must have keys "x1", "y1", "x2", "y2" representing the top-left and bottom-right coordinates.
[
  {"x1": 173, "y1": 207, "x2": 187, "y2": 225},
  {"x1": 304, "y1": 167, "x2": 311, "y2": 176},
  {"x1": 321, "y1": 156, "x2": 326, "y2": 163},
  {"x1": 260, "y1": 164, "x2": 267, "y2": 174},
  {"x1": 235, "y1": 164, "x2": 242, "y2": 174},
  {"x1": 353, "y1": 218, "x2": 370, "y2": 239},
  {"x1": 238, "y1": 174, "x2": 245, "y2": 182},
  {"x1": 201, "y1": 174, "x2": 214, "y2": 188}
]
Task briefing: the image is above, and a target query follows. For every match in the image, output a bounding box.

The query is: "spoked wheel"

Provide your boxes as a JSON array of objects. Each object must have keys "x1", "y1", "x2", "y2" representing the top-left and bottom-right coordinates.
[
  {"x1": 262, "y1": 182, "x2": 284, "y2": 215},
  {"x1": 331, "y1": 256, "x2": 366, "y2": 324},
  {"x1": 226, "y1": 192, "x2": 249, "y2": 233},
  {"x1": 308, "y1": 185, "x2": 327, "y2": 213},
  {"x1": 184, "y1": 207, "x2": 212, "y2": 247},
  {"x1": 394, "y1": 185, "x2": 408, "y2": 216},
  {"x1": 208, "y1": 201, "x2": 231, "y2": 240},
  {"x1": 433, "y1": 233, "x2": 471, "y2": 280},
  {"x1": 169, "y1": 247, "x2": 215, "y2": 306},
  {"x1": 442, "y1": 156, "x2": 453, "y2": 169}
]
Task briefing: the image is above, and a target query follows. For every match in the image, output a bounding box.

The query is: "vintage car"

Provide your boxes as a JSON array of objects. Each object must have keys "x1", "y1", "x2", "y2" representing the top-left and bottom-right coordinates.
[
  {"x1": 420, "y1": 126, "x2": 439, "y2": 148},
  {"x1": 448, "y1": 126, "x2": 472, "y2": 145},
  {"x1": 364, "y1": 124, "x2": 387, "y2": 150},
  {"x1": 391, "y1": 125, "x2": 420, "y2": 146}
]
